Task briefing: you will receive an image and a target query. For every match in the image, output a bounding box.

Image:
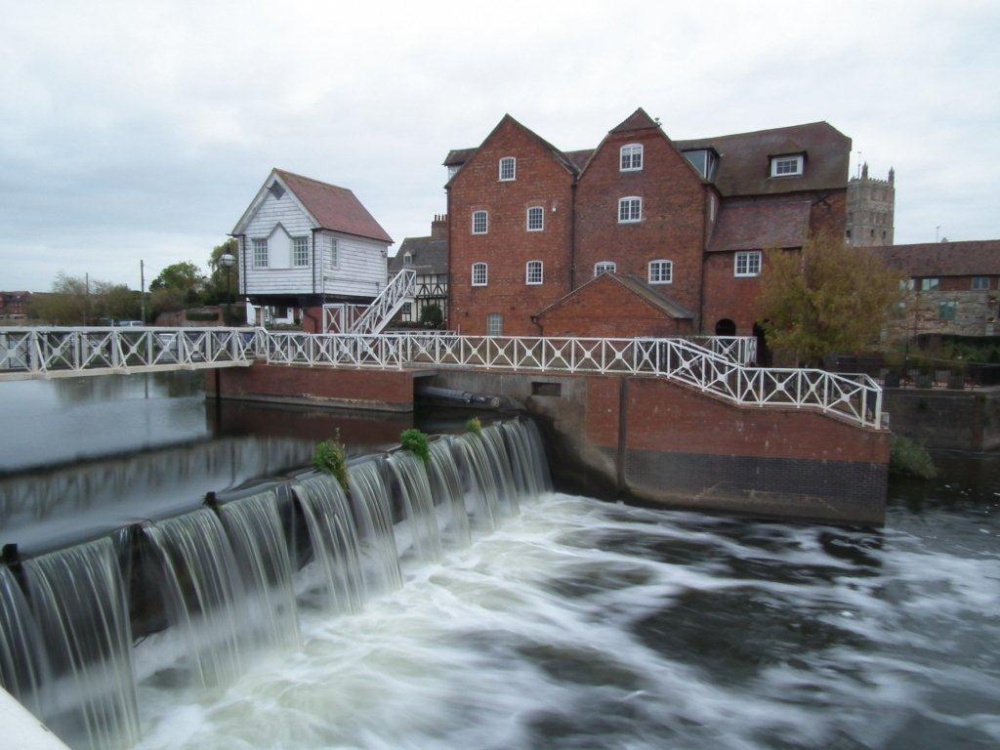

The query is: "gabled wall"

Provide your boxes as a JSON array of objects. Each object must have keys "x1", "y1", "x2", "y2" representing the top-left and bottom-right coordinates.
[{"x1": 447, "y1": 117, "x2": 575, "y2": 336}]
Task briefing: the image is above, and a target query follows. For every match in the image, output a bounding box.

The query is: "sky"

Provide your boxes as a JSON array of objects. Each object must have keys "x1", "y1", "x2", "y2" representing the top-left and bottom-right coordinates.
[{"x1": 2, "y1": 0, "x2": 998, "y2": 293}]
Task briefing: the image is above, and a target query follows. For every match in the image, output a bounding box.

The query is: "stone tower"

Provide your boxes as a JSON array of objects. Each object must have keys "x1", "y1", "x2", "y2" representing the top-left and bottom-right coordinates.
[{"x1": 846, "y1": 163, "x2": 895, "y2": 246}]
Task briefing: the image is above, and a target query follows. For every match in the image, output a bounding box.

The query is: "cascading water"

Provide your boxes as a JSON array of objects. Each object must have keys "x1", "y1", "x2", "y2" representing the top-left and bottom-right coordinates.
[{"x1": 0, "y1": 418, "x2": 550, "y2": 749}]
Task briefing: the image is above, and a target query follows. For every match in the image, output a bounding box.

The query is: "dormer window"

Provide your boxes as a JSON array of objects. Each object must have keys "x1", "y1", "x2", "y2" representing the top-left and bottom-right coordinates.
[
  {"x1": 683, "y1": 149, "x2": 717, "y2": 179},
  {"x1": 770, "y1": 154, "x2": 804, "y2": 177},
  {"x1": 499, "y1": 157, "x2": 516, "y2": 181},
  {"x1": 403, "y1": 253, "x2": 413, "y2": 265},
  {"x1": 620, "y1": 144, "x2": 643, "y2": 171}
]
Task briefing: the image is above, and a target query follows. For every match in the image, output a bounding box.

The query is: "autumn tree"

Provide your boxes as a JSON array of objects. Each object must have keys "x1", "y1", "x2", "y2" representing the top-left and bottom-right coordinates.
[{"x1": 757, "y1": 233, "x2": 902, "y2": 366}]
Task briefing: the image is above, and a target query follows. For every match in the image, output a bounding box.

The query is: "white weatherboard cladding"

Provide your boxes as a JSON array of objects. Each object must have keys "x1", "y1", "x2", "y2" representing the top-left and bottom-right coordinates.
[
  {"x1": 322, "y1": 232, "x2": 388, "y2": 297},
  {"x1": 243, "y1": 191, "x2": 315, "y2": 295}
]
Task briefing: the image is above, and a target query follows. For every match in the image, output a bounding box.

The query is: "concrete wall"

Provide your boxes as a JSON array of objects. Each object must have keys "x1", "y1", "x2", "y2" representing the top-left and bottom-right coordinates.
[{"x1": 884, "y1": 386, "x2": 1000, "y2": 451}]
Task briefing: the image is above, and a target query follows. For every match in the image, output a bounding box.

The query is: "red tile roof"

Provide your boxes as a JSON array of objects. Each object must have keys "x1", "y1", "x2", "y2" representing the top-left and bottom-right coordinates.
[
  {"x1": 869, "y1": 241, "x2": 1000, "y2": 277},
  {"x1": 274, "y1": 169, "x2": 393, "y2": 243},
  {"x1": 707, "y1": 200, "x2": 812, "y2": 252}
]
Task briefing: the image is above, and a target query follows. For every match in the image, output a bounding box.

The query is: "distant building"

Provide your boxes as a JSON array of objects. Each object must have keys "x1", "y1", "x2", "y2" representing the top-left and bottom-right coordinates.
[
  {"x1": 0, "y1": 291, "x2": 31, "y2": 319},
  {"x1": 388, "y1": 215, "x2": 448, "y2": 324},
  {"x1": 231, "y1": 169, "x2": 393, "y2": 330},
  {"x1": 872, "y1": 240, "x2": 1000, "y2": 338},
  {"x1": 846, "y1": 164, "x2": 895, "y2": 246}
]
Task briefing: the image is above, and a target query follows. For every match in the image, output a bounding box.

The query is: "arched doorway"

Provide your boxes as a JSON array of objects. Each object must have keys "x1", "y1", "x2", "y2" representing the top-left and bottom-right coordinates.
[{"x1": 714, "y1": 318, "x2": 736, "y2": 336}]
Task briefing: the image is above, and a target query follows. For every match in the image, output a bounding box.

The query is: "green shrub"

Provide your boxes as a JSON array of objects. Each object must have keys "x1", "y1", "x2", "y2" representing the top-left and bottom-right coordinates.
[
  {"x1": 400, "y1": 428, "x2": 430, "y2": 464},
  {"x1": 889, "y1": 435, "x2": 936, "y2": 479},
  {"x1": 313, "y1": 435, "x2": 348, "y2": 490},
  {"x1": 465, "y1": 416, "x2": 482, "y2": 436}
]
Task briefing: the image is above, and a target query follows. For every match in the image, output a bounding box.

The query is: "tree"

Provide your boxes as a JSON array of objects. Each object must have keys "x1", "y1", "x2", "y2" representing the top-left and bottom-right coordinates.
[
  {"x1": 149, "y1": 261, "x2": 205, "y2": 311},
  {"x1": 28, "y1": 273, "x2": 140, "y2": 325},
  {"x1": 757, "y1": 233, "x2": 902, "y2": 366},
  {"x1": 419, "y1": 302, "x2": 443, "y2": 328},
  {"x1": 205, "y1": 238, "x2": 240, "y2": 305}
]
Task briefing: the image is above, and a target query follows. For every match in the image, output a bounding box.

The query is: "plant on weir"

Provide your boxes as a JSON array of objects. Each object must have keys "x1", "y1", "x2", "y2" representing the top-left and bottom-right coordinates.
[
  {"x1": 465, "y1": 416, "x2": 483, "y2": 436},
  {"x1": 400, "y1": 428, "x2": 430, "y2": 464},
  {"x1": 889, "y1": 435, "x2": 936, "y2": 479},
  {"x1": 313, "y1": 432, "x2": 349, "y2": 491}
]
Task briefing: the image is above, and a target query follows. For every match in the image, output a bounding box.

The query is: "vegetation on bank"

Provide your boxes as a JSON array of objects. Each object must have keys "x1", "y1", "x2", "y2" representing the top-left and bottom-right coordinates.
[
  {"x1": 889, "y1": 435, "x2": 937, "y2": 479},
  {"x1": 400, "y1": 428, "x2": 430, "y2": 464}
]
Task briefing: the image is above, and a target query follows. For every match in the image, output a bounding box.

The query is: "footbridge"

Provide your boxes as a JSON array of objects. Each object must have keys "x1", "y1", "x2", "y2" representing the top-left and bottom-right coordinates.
[{"x1": 0, "y1": 327, "x2": 882, "y2": 429}]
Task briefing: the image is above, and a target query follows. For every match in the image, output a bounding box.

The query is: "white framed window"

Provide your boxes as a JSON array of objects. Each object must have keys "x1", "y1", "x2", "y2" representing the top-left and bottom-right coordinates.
[
  {"x1": 499, "y1": 157, "x2": 516, "y2": 181},
  {"x1": 487, "y1": 313, "x2": 503, "y2": 336},
  {"x1": 526, "y1": 206, "x2": 544, "y2": 232},
  {"x1": 292, "y1": 236, "x2": 310, "y2": 267},
  {"x1": 734, "y1": 251, "x2": 761, "y2": 277},
  {"x1": 472, "y1": 210, "x2": 488, "y2": 235},
  {"x1": 252, "y1": 238, "x2": 269, "y2": 268},
  {"x1": 525, "y1": 260, "x2": 543, "y2": 285},
  {"x1": 594, "y1": 261, "x2": 617, "y2": 276},
  {"x1": 972, "y1": 276, "x2": 990, "y2": 290},
  {"x1": 472, "y1": 262, "x2": 488, "y2": 286},
  {"x1": 648, "y1": 259, "x2": 673, "y2": 284},
  {"x1": 329, "y1": 238, "x2": 339, "y2": 268},
  {"x1": 939, "y1": 301, "x2": 957, "y2": 320},
  {"x1": 920, "y1": 277, "x2": 940, "y2": 291},
  {"x1": 770, "y1": 155, "x2": 804, "y2": 177},
  {"x1": 403, "y1": 253, "x2": 413, "y2": 265},
  {"x1": 620, "y1": 144, "x2": 643, "y2": 171},
  {"x1": 618, "y1": 197, "x2": 642, "y2": 223}
]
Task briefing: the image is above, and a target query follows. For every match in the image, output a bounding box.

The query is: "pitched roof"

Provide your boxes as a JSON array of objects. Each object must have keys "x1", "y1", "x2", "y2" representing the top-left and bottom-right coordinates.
[
  {"x1": 609, "y1": 107, "x2": 661, "y2": 134},
  {"x1": 869, "y1": 240, "x2": 1000, "y2": 277},
  {"x1": 707, "y1": 200, "x2": 813, "y2": 252},
  {"x1": 674, "y1": 121, "x2": 851, "y2": 197},
  {"x1": 232, "y1": 169, "x2": 393, "y2": 244},
  {"x1": 388, "y1": 235, "x2": 447, "y2": 275},
  {"x1": 535, "y1": 272, "x2": 694, "y2": 321},
  {"x1": 274, "y1": 169, "x2": 393, "y2": 243}
]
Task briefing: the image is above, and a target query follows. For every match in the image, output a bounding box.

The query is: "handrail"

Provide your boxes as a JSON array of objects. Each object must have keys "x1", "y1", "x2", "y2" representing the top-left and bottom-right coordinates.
[
  {"x1": 0, "y1": 327, "x2": 256, "y2": 379},
  {"x1": 263, "y1": 331, "x2": 882, "y2": 429}
]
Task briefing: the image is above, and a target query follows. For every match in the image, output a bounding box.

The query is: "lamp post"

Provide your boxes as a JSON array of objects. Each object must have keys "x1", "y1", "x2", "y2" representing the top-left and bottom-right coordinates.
[{"x1": 220, "y1": 252, "x2": 235, "y2": 324}]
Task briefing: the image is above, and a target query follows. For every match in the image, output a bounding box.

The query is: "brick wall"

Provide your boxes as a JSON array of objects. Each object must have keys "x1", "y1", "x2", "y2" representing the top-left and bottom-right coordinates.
[
  {"x1": 447, "y1": 117, "x2": 575, "y2": 336},
  {"x1": 208, "y1": 364, "x2": 416, "y2": 411},
  {"x1": 574, "y1": 129, "x2": 706, "y2": 323}
]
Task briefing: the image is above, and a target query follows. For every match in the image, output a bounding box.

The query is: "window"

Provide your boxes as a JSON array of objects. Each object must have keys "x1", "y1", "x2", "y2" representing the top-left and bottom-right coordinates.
[
  {"x1": 734, "y1": 251, "x2": 761, "y2": 277},
  {"x1": 618, "y1": 197, "x2": 642, "y2": 223},
  {"x1": 594, "y1": 261, "x2": 617, "y2": 276},
  {"x1": 900, "y1": 279, "x2": 915, "y2": 291},
  {"x1": 252, "y1": 238, "x2": 268, "y2": 268},
  {"x1": 939, "y1": 301, "x2": 957, "y2": 321},
  {"x1": 770, "y1": 155, "x2": 804, "y2": 177},
  {"x1": 487, "y1": 313, "x2": 503, "y2": 336},
  {"x1": 292, "y1": 236, "x2": 310, "y2": 267},
  {"x1": 920, "y1": 278, "x2": 940, "y2": 292},
  {"x1": 499, "y1": 157, "x2": 516, "y2": 181},
  {"x1": 525, "y1": 260, "x2": 543, "y2": 285},
  {"x1": 972, "y1": 276, "x2": 990, "y2": 291},
  {"x1": 683, "y1": 149, "x2": 717, "y2": 179},
  {"x1": 472, "y1": 210, "x2": 488, "y2": 235},
  {"x1": 329, "y1": 238, "x2": 339, "y2": 268},
  {"x1": 648, "y1": 260, "x2": 673, "y2": 284},
  {"x1": 472, "y1": 262, "x2": 488, "y2": 286},
  {"x1": 526, "y1": 206, "x2": 544, "y2": 232},
  {"x1": 620, "y1": 144, "x2": 643, "y2": 171}
]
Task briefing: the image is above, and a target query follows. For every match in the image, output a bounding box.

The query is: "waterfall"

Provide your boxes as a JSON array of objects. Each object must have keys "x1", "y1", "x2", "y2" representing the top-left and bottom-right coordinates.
[
  {"x1": 16, "y1": 538, "x2": 139, "y2": 750},
  {"x1": 346, "y1": 459, "x2": 402, "y2": 596},
  {"x1": 0, "y1": 418, "x2": 551, "y2": 749},
  {"x1": 293, "y1": 474, "x2": 367, "y2": 614},
  {"x1": 143, "y1": 509, "x2": 248, "y2": 688}
]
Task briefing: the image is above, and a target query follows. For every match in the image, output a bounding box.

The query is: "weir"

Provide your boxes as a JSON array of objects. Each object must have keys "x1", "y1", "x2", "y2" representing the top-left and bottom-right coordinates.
[{"x1": 0, "y1": 419, "x2": 550, "y2": 750}]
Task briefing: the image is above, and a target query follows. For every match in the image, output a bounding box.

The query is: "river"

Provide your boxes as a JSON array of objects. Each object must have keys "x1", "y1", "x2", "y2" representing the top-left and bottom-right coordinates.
[{"x1": 1, "y1": 373, "x2": 998, "y2": 749}]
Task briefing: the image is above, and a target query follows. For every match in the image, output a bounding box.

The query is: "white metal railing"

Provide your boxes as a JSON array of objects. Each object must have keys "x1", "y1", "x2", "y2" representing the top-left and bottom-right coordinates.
[
  {"x1": 322, "y1": 303, "x2": 368, "y2": 334},
  {"x1": 261, "y1": 331, "x2": 882, "y2": 429},
  {"x1": 0, "y1": 327, "x2": 256, "y2": 379},
  {"x1": 686, "y1": 336, "x2": 757, "y2": 366},
  {"x1": 347, "y1": 269, "x2": 416, "y2": 335}
]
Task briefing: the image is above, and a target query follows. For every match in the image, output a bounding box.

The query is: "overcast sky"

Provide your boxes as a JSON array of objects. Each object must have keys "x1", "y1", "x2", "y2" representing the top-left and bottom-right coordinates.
[{"x1": 2, "y1": 0, "x2": 998, "y2": 293}]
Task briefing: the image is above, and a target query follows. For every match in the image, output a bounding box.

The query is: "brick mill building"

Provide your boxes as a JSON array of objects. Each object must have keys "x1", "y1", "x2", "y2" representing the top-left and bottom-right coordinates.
[{"x1": 444, "y1": 108, "x2": 851, "y2": 339}]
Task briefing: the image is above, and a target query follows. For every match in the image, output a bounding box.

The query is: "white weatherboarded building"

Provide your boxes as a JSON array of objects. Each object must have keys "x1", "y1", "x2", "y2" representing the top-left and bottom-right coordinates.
[{"x1": 232, "y1": 169, "x2": 393, "y2": 329}]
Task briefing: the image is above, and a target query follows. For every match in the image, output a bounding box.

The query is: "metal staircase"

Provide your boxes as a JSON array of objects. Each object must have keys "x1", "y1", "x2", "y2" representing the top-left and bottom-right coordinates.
[{"x1": 322, "y1": 269, "x2": 416, "y2": 334}]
